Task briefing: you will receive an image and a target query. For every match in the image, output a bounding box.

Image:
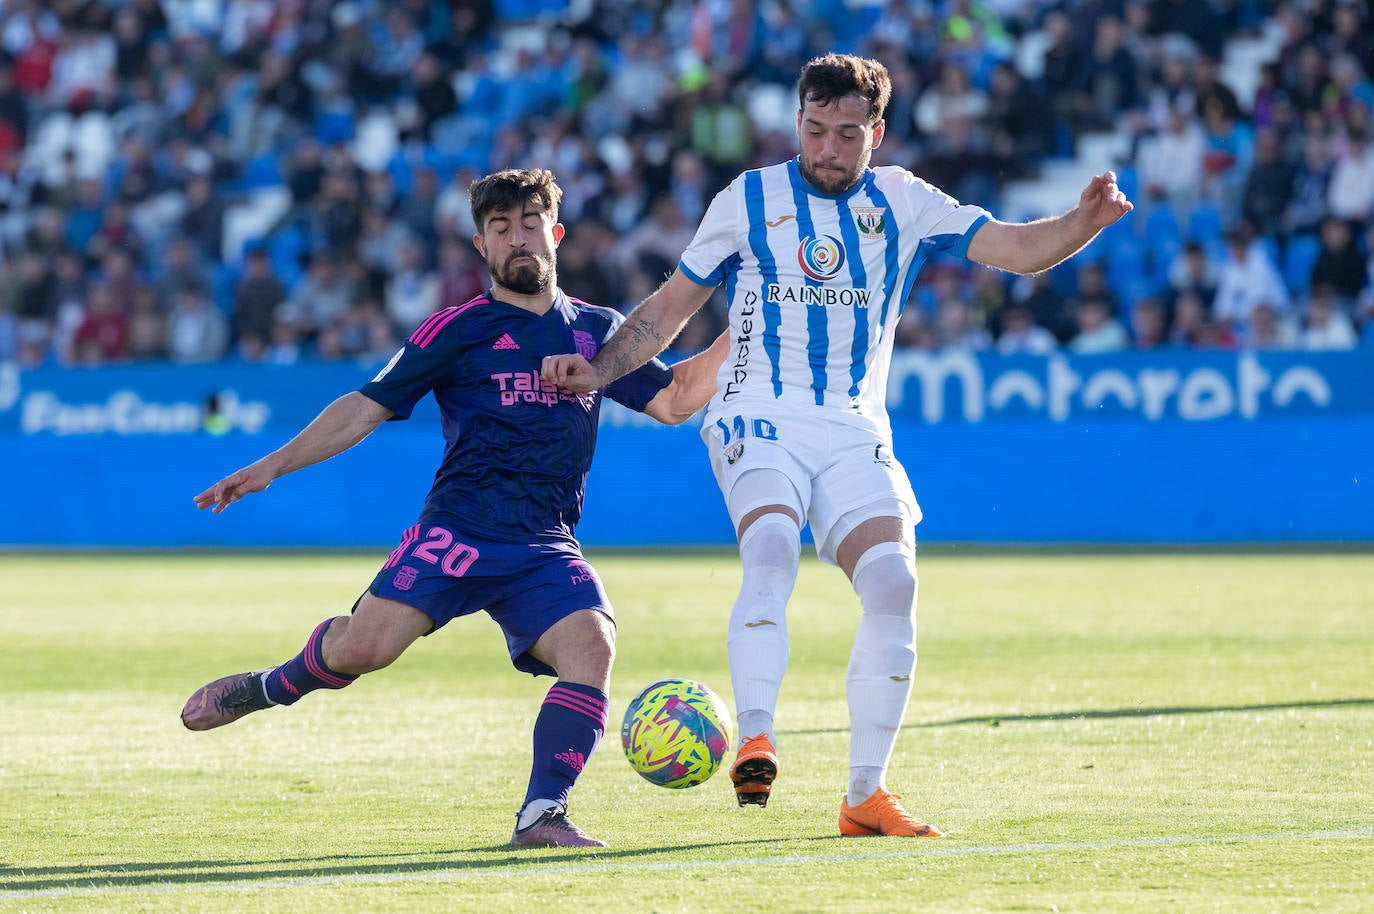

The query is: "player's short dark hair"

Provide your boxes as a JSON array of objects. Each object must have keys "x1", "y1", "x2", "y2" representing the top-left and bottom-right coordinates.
[
  {"x1": 797, "y1": 54, "x2": 892, "y2": 124},
  {"x1": 469, "y1": 168, "x2": 563, "y2": 232}
]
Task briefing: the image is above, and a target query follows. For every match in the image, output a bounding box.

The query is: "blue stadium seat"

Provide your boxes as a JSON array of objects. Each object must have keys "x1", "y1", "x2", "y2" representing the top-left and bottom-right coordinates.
[
  {"x1": 1142, "y1": 202, "x2": 1181, "y2": 245},
  {"x1": 1283, "y1": 234, "x2": 1321, "y2": 294},
  {"x1": 240, "y1": 154, "x2": 284, "y2": 190},
  {"x1": 210, "y1": 263, "x2": 239, "y2": 313},
  {"x1": 1150, "y1": 236, "x2": 1182, "y2": 287},
  {"x1": 1107, "y1": 239, "x2": 1148, "y2": 294},
  {"x1": 270, "y1": 226, "x2": 307, "y2": 287},
  {"x1": 314, "y1": 109, "x2": 355, "y2": 146},
  {"x1": 1114, "y1": 165, "x2": 1139, "y2": 204},
  {"x1": 1186, "y1": 202, "x2": 1224, "y2": 243}
]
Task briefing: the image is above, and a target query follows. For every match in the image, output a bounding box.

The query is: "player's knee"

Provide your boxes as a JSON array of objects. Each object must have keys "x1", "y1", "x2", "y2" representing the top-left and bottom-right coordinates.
[
  {"x1": 323, "y1": 619, "x2": 401, "y2": 674},
  {"x1": 852, "y1": 543, "x2": 918, "y2": 620},
  {"x1": 542, "y1": 609, "x2": 615, "y2": 683},
  {"x1": 738, "y1": 514, "x2": 802, "y2": 593}
]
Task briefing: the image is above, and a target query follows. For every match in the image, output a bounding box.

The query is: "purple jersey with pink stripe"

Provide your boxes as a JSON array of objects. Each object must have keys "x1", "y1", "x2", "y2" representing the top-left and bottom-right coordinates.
[{"x1": 359, "y1": 288, "x2": 672, "y2": 544}]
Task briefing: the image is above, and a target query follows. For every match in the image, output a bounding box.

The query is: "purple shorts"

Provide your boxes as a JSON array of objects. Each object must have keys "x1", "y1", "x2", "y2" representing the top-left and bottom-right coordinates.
[{"x1": 368, "y1": 523, "x2": 613, "y2": 677}]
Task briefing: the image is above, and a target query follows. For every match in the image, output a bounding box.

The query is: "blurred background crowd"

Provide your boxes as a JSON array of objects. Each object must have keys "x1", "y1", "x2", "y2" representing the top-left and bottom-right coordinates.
[{"x1": 0, "y1": 0, "x2": 1370, "y2": 369}]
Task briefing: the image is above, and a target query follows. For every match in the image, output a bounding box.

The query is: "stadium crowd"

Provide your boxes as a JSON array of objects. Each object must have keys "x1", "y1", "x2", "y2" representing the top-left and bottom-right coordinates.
[{"x1": 0, "y1": 0, "x2": 1370, "y2": 369}]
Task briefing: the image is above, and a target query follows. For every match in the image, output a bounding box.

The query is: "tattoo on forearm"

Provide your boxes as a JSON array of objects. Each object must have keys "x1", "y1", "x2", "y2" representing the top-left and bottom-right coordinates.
[{"x1": 600, "y1": 317, "x2": 669, "y2": 382}]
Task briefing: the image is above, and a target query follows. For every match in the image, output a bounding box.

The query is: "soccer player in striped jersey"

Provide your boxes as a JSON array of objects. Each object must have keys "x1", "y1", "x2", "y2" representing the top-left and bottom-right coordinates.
[
  {"x1": 181, "y1": 168, "x2": 727, "y2": 849},
  {"x1": 544, "y1": 54, "x2": 1133, "y2": 837}
]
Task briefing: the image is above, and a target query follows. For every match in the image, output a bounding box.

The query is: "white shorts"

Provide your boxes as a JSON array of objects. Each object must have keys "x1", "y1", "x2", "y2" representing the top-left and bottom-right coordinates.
[{"x1": 700, "y1": 411, "x2": 922, "y2": 565}]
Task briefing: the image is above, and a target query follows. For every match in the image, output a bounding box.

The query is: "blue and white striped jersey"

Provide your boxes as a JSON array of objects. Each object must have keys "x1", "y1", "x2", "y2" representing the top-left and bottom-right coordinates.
[{"x1": 679, "y1": 157, "x2": 989, "y2": 436}]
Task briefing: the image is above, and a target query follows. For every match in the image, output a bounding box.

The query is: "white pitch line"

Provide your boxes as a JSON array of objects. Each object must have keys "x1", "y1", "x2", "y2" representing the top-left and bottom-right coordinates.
[{"x1": 3, "y1": 828, "x2": 1371, "y2": 901}]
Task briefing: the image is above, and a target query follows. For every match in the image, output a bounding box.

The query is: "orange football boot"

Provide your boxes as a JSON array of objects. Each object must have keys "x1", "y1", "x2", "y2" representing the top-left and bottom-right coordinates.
[
  {"x1": 730, "y1": 734, "x2": 779, "y2": 807},
  {"x1": 839, "y1": 788, "x2": 942, "y2": 837}
]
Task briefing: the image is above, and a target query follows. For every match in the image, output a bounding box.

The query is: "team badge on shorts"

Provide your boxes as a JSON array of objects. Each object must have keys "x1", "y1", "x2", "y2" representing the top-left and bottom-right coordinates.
[{"x1": 393, "y1": 565, "x2": 419, "y2": 591}]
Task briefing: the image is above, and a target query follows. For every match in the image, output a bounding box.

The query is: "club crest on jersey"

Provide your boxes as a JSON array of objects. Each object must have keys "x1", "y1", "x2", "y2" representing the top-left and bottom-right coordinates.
[
  {"x1": 572, "y1": 330, "x2": 598, "y2": 360},
  {"x1": 797, "y1": 234, "x2": 846, "y2": 281},
  {"x1": 853, "y1": 206, "x2": 888, "y2": 239},
  {"x1": 724, "y1": 441, "x2": 745, "y2": 465}
]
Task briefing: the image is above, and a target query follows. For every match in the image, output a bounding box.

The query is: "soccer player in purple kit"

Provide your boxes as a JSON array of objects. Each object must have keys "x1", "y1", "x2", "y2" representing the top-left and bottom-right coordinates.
[{"x1": 181, "y1": 168, "x2": 727, "y2": 849}]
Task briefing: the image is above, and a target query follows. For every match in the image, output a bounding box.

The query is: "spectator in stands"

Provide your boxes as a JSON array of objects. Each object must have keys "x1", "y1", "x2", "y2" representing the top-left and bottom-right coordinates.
[
  {"x1": 166, "y1": 285, "x2": 229, "y2": 365},
  {"x1": 986, "y1": 61, "x2": 1053, "y2": 180},
  {"x1": 70, "y1": 283, "x2": 128, "y2": 366},
  {"x1": 1327, "y1": 126, "x2": 1374, "y2": 224},
  {"x1": 126, "y1": 286, "x2": 166, "y2": 361},
  {"x1": 1200, "y1": 96, "x2": 1254, "y2": 216},
  {"x1": 1074, "y1": 14, "x2": 1141, "y2": 132},
  {"x1": 1285, "y1": 130, "x2": 1335, "y2": 237},
  {"x1": 1241, "y1": 127, "x2": 1297, "y2": 236},
  {"x1": 0, "y1": 289, "x2": 16, "y2": 361},
  {"x1": 1191, "y1": 52, "x2": 1241, "y2": 123},
  {"x1": 0, "y1": 61, "x2": 28, "y2": 153},
  {"x1": 154, "y1": 237, "x2": 207, "y2": 311},
  {"x1": 1329, "y1": 1, "x2": 1374, "y2": 82},
  {"x1": 181, "y1": 173, "x2": 226, "y2": 262},
  {"x1": 994, "y1": 300, "x2": 1058, "y2": 355},
  {"x1": 1137, "y1": 100, "x2": 1206, "y2": 221},
  {"x1": 399, "y1": 166, "x2": 440, "y2": 244},
  {"x1": 934, "y1": 296, "x2": 993, "y2": 352},
  {"x1": 232, "y1": 246, "x2": 287, "y2": 351},
  {"x1": 1129, "y1": 296, "x2": 1170, "y2": 350},
  {"x1": 1010, "y1": 268, "x2": 1076, "y2": 343},
  {"x1": 1166, "y1": 241, "x2": 1220, "y2": 309},
  {"x1": 345, "y1": 298, "x2": 400, "y2": 362},
  {"x1": 615, "y1": 196, "x2": 695, "y2": 284},
  {"x1": 1170, "y1": 288, "x2": 1235, "y2": 348},
  {"x1": 1310, "y1": 216, "x2": 1368, "y2": 306},
  {"x1": 1074, "y1": 261, "x2": 1120, "y2": 318},
  {"x1": 0, "y1": 0, "x2": 1362, "y2": 367},
  {"x1": 1300, "y1": 284, "x2": 1358, "y2": 350},
  {"x1": 1357, "y1": 222, "x2": 1374, "y2": 327},
  {"x1": 1070, "y1": 295, "x2": 1129, "y2": 353},
  {"x1": 385, "y1": 237, "x2": 439, "y2": 334},
  {"x1": 915, "y1": 60, "x2": 989, "y2": 142},
  {"x1": 1242, "y1": 300, "x2": 1299, "y2": 349},
  {"x1": 263, "y1": 318, "x2": 304, "y2": 365},
  {"x1": 1040, "y1": 9, "x2": 1084, "y2": 144},
  {"x1": 285, "y1": 251, "x2": 355, "y2": 340},
  {"x1": 1212, "y1": 225, "x2": 1291, "y2": 327},
  {"x1": 356, "y1": 206, "x2": 412, "y2": 278}
]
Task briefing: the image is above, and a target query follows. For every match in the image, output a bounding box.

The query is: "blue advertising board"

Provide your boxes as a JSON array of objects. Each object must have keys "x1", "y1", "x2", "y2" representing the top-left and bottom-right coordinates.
[{"x1": 1, "y1": 349, "x2": 1370, "y2": 547}]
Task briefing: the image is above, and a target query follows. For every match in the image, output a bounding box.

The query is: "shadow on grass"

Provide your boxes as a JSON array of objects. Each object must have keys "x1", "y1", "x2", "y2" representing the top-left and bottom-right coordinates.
[
  {"x1": 0, "y1": 838, "x2": 782, "y2": 894},
  {"x1": 788, "y1": 697, "x2": 1374, "y2": 735}
]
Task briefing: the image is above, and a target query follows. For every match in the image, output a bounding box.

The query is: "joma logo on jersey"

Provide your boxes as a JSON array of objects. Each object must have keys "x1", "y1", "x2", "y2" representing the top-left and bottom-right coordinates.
[
  {"x1": 853, "y1": 206, "x2": 887, "y2": 239},
  {"x1": 797, "y1": 234, "x2": 846, "y2": 281},
  {"x1": 491, "y1": 371, "x2": 579, "y2": 407},
  {"x1": 766, "y1": 284, "x2": 871, "y2": 307}
]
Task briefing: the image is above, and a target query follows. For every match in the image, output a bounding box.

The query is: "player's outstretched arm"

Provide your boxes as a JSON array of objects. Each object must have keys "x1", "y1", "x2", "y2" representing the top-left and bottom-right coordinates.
[
  {"x1": 193, "y1": 391, "x2": 393, "y2": 514},
  {"x1": 966, "y1": 171, "x2": 1134, "y2": 275},
  {"x1": 547, "y1": 271, "x2": 716, "y2": 394},
  {"x1": 643, "y1": 330, "x2": 730, "y2": 425}
]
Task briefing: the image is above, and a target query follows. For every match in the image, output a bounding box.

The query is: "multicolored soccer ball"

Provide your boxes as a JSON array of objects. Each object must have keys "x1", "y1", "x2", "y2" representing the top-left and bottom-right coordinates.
[{"x1": 621, "y1": 678, "x2": 733, "y2": 789}]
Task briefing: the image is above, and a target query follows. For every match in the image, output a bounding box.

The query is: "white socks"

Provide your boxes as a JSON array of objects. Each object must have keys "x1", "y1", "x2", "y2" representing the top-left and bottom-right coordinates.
[
  {"x1": 845, "y1": 542, "x2": 918, "y2": 806},
  {"x1": 516, "y1": 799, "x2": 562, "y2": 830},
  {"x1": 727, "y1": 514, "x2": 800, "y2": 746}
]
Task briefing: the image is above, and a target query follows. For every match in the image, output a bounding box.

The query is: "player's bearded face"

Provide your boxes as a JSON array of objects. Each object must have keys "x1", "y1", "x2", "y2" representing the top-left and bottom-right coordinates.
[
  {"x1": 492, "y1": 247, "x2": 555, "y2": 295},
  {"x1": 797, "y1": 95, "x2": 882, "y2": 195}
]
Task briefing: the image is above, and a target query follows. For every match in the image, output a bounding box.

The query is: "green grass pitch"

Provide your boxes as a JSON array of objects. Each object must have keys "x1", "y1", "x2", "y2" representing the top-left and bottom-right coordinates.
[{"x1": 2, "y1": 551, "x2": 1371, "y2": 913}]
